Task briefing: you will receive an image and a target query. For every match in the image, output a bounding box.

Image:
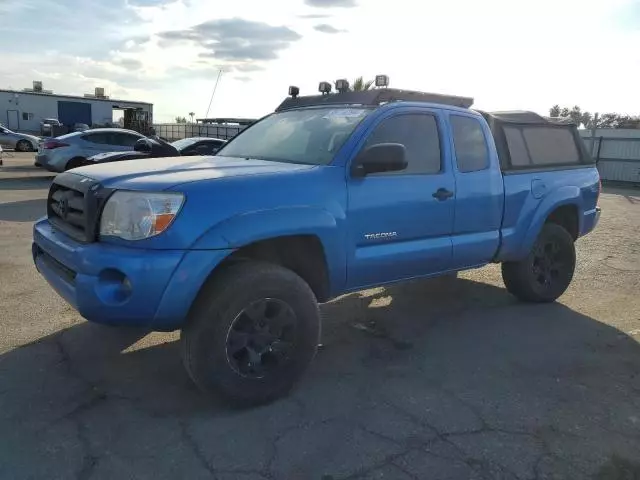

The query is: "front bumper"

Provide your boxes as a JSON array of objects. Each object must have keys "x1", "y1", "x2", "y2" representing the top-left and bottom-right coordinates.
[
  {"x1": 35, "y1": 153, "x2": 60, "y2": 171},
  {"x1": 33, "y1": 218, "x2": 231, "y2": 330}
]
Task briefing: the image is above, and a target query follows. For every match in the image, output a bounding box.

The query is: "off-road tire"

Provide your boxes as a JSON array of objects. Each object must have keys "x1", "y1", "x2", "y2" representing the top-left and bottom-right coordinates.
[
  {"x1": 502, "y1": 223, "x2": 576, "y2": 303},
  {"x1": 181, "y1": 262, "x2": 320, "y2": 406}
]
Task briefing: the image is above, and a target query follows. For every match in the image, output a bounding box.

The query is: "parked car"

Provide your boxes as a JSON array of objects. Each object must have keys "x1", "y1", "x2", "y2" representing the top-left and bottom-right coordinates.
[
  {"x1": 35, "y1": 128, "x2": 146, "y2": 172},
  {"x1": 32, "y1": 83, "x2": 601, "y2": 406},
  {"x1": 73, "y1": 123, "x2": 90, "y2": 132},
  {"x1": 40, "y1": 118, "x2": 62, "y2": 136},
  {"x1": 0, "y1": 124, "x2": 40, "y2": 152},
  {"x1": 84, "y1": 136, "x2": 227, "y2": 167},
  {"x1": 171, "y1": 137, "x2": 227, "y2": 155}
]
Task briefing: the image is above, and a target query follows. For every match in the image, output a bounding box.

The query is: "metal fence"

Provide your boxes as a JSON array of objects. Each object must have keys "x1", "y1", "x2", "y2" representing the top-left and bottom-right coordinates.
[
  {"x1": 580, "y1": 132, "x2": 640, "y2": 184},
  {"x1": 153, "y1": 123, "x2": 247, "y2": 142}
]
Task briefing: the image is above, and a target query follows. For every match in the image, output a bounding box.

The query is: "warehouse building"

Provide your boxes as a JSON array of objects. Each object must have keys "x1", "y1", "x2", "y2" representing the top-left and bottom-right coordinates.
[{"x1": 1, "y1": 81, "x2": 153, "y2": 134}]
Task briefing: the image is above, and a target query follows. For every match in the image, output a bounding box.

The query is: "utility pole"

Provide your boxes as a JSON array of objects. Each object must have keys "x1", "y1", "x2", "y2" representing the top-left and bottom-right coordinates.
[{"x1": 204, "y1": 69, "x2": 223, "y2": 120}]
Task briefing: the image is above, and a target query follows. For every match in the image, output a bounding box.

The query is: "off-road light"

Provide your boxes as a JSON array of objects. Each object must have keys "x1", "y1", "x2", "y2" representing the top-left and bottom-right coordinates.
[
  {"x1": 375, "y1": 75, "x2": 389, "y2": 87},
  {"x1": 318, "y1": 81, "x2": 332, "y2": 94},
  {"x1": 288, "y1": 86, "x2": 300, "y2": 98},
  {"x1": 335, "y1": 79, "x2": 349, "y2": 93}
]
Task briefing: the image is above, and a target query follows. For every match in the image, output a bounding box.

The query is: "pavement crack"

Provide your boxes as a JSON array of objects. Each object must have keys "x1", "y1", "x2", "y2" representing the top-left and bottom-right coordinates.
[
  {"x1": 53, "y1": 335, "x2": 95, "y2": 390},
  {"x1": 75, "y1": 415, "x2": 99, "y2": 480},
  {"x1": 179, "y1": 419, "x2": 217, "y2": 478},
  {"x1": 340, "y1": 448, "x2": 417, "y2": 480}
]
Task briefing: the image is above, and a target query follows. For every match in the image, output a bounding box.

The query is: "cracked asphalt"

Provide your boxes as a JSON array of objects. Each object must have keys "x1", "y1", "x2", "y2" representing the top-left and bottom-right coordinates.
[{"x1": 1, "y1": 153, "x2": 639, "y2": 480}]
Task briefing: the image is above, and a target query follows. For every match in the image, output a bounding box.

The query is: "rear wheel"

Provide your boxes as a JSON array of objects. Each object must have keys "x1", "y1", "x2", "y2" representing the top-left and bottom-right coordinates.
[
  {"x1": 502, "y1": 223, "x2": 576, "y2": 303},
  {"x1": 16, "y1": 140, "x2": 32, "y2": 152},
  {"x1": 65, "y1": 157, "x2": 87, "y2": 171},
  {"x1": 181, "y1": 262, "x2": 320, "y2": 406}
]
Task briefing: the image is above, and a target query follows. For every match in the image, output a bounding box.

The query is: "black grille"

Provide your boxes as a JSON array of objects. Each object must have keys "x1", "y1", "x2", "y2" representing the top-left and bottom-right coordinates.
[
  {"x1": 47, "y1": 172, "x2": 106, "y2": 243},
  {"x1": 49, "y1": 185, "x2": 86, "y2": 238}
]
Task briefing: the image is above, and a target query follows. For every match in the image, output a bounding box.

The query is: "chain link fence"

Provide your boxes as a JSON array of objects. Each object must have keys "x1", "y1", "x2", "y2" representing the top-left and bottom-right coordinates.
[{"x1": 153, "y1": 123, "x2": 247, "y2": 142}]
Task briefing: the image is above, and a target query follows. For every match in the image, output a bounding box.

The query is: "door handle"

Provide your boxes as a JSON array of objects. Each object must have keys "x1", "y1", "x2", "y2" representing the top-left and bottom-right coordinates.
[{"x1": 432, "y1": 188, "x2": 454, "y2": 201}]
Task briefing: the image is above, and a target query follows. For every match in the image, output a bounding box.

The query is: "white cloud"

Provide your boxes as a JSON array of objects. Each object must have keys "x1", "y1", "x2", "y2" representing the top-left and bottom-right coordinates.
[{"x1": 1, "y1": 0, "x2": 639, "y2": 122}]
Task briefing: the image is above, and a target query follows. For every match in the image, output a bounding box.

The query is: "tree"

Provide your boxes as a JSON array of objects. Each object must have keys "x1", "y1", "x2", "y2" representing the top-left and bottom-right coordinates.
[
  {"x1": 189, "y1": 112, "x2": 195, "y2": 123},
  {"x1": 175, "y1": 116, "x2": 187, "y2": 123},
  {"x1": 549, "y1": 105, "x2": 640, "y2": 129},
  {"x1": 351, "y1": 76, "x2": 374, "y2": 92}
]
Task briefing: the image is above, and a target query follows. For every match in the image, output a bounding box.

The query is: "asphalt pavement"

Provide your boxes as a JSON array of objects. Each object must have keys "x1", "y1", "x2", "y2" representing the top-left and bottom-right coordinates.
[{"x1": 1, "y1": 153, "x2": 639, "y2": 479}]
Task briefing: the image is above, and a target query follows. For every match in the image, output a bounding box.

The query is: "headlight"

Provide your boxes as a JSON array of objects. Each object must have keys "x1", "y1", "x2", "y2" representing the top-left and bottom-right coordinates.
[{"x1": 100, "y1": 191, "x2": 184, "y2": 241}]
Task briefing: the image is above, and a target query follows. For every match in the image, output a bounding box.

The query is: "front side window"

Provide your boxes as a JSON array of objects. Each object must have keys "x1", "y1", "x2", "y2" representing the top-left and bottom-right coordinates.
[
  {"x1": 451, "y1": 115, "x2": 489, "y2": 172},
  {"x1": 112, "y1": 133, "x2": 141, "y2": 147},
  {"x1": 218, "y1": 107, "x2": 371, "y2": 165},
  {"x1": 363, "y1": 113, "x2": 441, "y2": 175}
]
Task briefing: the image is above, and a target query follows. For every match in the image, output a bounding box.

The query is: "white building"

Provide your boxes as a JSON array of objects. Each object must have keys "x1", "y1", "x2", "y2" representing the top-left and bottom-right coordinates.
[{"x1": 1, "y1": 82, "x2": 153, "y2": 133}]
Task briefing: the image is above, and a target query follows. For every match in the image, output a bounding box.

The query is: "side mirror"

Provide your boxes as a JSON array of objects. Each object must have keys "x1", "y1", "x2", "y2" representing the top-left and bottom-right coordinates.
[{"x1": 351, "y1": 143, "x2": 407, "y2": 177}]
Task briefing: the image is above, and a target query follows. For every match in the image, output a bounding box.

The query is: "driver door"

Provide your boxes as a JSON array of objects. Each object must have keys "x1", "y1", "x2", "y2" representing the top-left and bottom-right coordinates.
[{"x1": 346, "y1": 110, "x2": 456, "y2": 289}]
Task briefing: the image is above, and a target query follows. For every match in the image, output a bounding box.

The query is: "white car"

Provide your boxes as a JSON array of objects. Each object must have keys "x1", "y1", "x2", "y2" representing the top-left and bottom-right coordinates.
[
  {"x1": 35, "y1": 128, "x2": 146, "y2": 172},
  {"x1": 0, "y1": 124, "x2": 40, "y2": 152}
]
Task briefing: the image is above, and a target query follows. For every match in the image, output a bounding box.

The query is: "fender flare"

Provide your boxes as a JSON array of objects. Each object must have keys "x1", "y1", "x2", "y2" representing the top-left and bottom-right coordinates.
[
  {"x1": 519, "y1": 186, "x2": 582, "y2": 256},
  {"x1": 190, "y1": 206, "x2": 347, "y2": 295}
]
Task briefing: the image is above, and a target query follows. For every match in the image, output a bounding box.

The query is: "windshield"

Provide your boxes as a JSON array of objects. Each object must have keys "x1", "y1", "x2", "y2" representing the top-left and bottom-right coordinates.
[
  {"x1": 171, "y1": 138, "x2": 198, "y2": 151},
  {"x1": 218, "y1": 107, "x2": 370, "y2": 165}
]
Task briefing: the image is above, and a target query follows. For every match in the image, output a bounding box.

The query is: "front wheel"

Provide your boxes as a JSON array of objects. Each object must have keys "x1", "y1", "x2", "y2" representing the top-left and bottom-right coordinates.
[
  {"x1": 181, "y1": 262, "x2": 320, "y2": 406},
  {"x1": 16, "y1": 140, "x2": 32, "y2": 152},
  {"x1": 502, "y1": 223, "x2": 576, "y2": 303}
]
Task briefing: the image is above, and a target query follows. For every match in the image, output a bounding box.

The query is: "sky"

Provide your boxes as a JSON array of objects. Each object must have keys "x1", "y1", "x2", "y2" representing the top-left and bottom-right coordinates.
[{"x1": 1, "y1": 0, "x2": 639, "y2": 122}]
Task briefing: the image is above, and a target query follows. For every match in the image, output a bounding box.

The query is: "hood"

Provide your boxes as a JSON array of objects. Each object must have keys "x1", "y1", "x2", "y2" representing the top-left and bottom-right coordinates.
[{"x1": 71, "y1": 155, "x2": 315, "y2": 189}]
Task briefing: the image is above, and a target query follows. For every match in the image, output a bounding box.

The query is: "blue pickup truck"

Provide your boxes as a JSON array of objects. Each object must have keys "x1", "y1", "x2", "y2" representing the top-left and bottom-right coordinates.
[{"x1": 32, "y1": 81, "x2": 601, "y2": 405}]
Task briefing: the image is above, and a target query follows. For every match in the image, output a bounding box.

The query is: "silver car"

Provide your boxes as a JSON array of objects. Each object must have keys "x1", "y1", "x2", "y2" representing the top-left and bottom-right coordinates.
[
  {"x1": 0, "y1": 124, "x2": 40, "y2": 152},
  {"x1": 35, "y1": 128, "x2": 146, "y2": 172}
]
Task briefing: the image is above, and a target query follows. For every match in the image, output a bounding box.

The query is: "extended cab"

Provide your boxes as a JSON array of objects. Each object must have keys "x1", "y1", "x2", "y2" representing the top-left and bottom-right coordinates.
[{"x1": 32, "y1": 85, "x2": 601, "y2": 405}]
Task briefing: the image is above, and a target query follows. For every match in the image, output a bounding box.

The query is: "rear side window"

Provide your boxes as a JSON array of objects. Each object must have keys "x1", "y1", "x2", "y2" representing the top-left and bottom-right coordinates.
[
  {"x1": 83, "y1": 132, "x2": 111, "y2": 145},
  {"x1": 450, "y1": 116, "x2": 489, "y2": 172},
  {"x1": 504, "y1": 126, "x2": 580, "y2": 167},
  {"x1": 364, "y1": 113, "x2": 441, "y2": 175}
]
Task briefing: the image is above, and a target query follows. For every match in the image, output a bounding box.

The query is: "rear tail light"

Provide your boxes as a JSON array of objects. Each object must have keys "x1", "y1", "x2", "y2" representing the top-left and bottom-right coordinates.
[{"x1": 43, "y1": 140, "x2": 69, "y2": 150}]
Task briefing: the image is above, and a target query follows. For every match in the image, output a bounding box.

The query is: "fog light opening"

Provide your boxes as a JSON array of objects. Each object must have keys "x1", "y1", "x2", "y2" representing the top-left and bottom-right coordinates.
[{"x1": 97, "y1": 269, "x2": 133, "y2": 304}]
